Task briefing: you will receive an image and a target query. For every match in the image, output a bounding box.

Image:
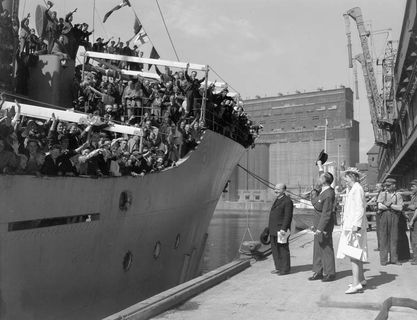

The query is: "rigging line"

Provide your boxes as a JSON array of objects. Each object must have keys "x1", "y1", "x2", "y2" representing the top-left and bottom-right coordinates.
[
  {"x1": 93, "y1": 7, "x2": 110, "y2": 40},
  {"x1": 210, "y1": 66, "x2": 240, "y2": 95},
  {"x1": 154, "y1": 0, "x2": 180, "y2": 61}
]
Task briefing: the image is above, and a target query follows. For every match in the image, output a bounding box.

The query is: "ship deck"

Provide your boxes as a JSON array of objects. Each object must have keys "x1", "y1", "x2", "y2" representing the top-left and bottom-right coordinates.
[{"x1": 155, "y1": 229, "x2": 417, "y2": 320}]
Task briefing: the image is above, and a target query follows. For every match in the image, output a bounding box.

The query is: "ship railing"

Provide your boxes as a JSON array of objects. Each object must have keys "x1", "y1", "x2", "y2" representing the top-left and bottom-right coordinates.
[{"x1": 81, "y1": 51, "x2": 239, "y2": 123}]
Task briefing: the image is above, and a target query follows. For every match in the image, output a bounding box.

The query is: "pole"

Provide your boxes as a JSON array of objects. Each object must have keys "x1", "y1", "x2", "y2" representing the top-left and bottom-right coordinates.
[
  {"x1": 200, "y1": 65, "x2": 209, "y2": 125},
  {"x1": 324, "y1": 118, "x2": 328, "y2": 152},
  {"x1": 337, "y1": 144, "x2": 340, "y2": 185},
  {"x1": 92, "y1": 0, "x2": 96, "y2": 43}
]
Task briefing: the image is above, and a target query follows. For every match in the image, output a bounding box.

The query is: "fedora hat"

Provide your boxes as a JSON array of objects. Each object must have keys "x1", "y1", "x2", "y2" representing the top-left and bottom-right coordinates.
[
  {"x1": 260, "y1": 227, "x2": 270, "y2": 245},
  {"x1": 316, "y1": 149, "x2": 328, "y2": 165}
]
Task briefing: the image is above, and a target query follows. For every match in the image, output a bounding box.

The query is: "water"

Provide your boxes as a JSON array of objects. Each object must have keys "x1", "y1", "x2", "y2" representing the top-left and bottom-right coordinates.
[{"x1": 201, "y1": 208, "x2": 313, "y2": 273}]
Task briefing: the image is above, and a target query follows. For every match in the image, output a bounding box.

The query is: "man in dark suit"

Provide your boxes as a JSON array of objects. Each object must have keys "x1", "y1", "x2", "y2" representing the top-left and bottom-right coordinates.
[
  {"x1": 308, "y1": 161, "x2": 336, "y2": 282},
  {"x1": 268, "y1": 183, "x2": 293, "y2": 275}
]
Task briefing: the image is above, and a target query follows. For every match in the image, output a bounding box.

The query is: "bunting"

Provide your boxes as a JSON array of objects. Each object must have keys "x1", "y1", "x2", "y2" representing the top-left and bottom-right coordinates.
[
  {"x1": 148, "y1": 46, "x2": 160, "y2": 72},
  {"x1": 103, "y1": 0, "x2": 131, "y2": 23}
]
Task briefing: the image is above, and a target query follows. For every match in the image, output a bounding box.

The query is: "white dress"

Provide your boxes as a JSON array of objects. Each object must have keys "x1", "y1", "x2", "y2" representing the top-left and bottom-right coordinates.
[{"x1": 337, "y1": 182, "x2": 368, "y2": 262}]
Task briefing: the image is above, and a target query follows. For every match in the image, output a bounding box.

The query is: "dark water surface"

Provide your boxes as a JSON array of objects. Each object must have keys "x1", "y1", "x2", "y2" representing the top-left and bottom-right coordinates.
[{"x1": 201, "y1": 208, "x2": 312, "y2": 273}]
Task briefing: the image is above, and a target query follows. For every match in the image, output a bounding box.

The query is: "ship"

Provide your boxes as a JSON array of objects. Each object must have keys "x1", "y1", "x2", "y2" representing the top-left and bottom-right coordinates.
[{"x1": 0, "y1": 1, "x2": 251, "y2": 319}]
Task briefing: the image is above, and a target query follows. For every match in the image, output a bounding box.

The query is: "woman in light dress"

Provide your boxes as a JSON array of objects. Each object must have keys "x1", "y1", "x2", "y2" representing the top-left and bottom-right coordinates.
[{"x1": 337, "y1": 167, "x2": 368, "y2": 294}]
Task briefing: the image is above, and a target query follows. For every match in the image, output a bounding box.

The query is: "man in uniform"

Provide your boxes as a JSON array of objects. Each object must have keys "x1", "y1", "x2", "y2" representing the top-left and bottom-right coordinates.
[
  {"x1": 408, "y1": 179, "x2": 417, "y2": 265},
  {"x1": 268, "y1": 183, "x2": 293, "y2": 275},
  {"x1": 377, "y1": 178, "x2": 403, "y2": 265},
  {"x1": 308, "y1": 161, "x2": 336, "y2": 282}
]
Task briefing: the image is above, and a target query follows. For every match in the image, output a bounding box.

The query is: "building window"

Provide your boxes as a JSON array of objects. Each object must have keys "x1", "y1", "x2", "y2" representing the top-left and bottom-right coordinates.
[
  {"x1": 255, "y1": 195, "x2": 260, "y2": 200},
  {"x1": 312, "y1": 115, "x2": 319, "y2": 121},
  {"x1": 245, "y1": 195, "x2": 250, "y2": 200}
]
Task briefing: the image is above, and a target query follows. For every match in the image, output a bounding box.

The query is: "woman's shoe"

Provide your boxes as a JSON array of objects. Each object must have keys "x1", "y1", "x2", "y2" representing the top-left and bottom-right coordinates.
[
  {"x1": 345, "y1": 284, "x2": 363, "y2": 294},
  {"x1": 348, "y1": 280, "x2": 367, "y2": 287}
]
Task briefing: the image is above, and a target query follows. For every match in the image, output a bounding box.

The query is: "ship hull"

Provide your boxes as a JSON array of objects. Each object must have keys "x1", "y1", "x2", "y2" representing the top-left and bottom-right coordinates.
[{"x1": 0, "y1": 130, "x2": 245, "y2": 320}]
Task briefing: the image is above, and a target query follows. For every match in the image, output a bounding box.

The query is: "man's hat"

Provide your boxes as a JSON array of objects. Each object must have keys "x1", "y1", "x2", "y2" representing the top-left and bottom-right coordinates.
[
  {"x1": 316, "y1": 149, "x2": 328, "y2": 165},
  {"x1": 410, "y1": 179, "x2": 417, "y2": 186},
  {"x1": 384, "y1": 178, "x2": 397, "y2": 185},
  {"x1": 260, "y1": 227, "x2": 270, "y2": 245}
]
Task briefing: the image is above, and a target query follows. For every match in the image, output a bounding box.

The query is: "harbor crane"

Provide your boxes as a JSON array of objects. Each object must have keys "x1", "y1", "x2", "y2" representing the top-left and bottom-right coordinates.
[{"x1": 344, "y1": 7, "x2": 394, "y2": 146}]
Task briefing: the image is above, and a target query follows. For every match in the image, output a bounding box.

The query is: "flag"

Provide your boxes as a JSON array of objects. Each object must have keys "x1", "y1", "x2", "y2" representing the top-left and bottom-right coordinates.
[
  {"x1": 103, "y1": 0, "x2": 131, "y2": 23},
  {"x1": 133, "y1": 16, "x2": 142, "y2": 35},
  {"x1": 148, "y1": 46, "x2": 160, "y2": 71}
]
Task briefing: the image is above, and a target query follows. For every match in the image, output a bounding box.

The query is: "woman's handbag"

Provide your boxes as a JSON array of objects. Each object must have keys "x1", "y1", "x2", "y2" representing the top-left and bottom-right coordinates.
[{"x1": 343, "y1": 232, "x2": 363, "y2": 260}]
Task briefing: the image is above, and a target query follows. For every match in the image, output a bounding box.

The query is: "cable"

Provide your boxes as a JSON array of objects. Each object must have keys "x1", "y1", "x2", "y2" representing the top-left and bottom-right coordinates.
[
  {"x1": 155, "y1": 0, "x2": 180, "y2": 61},
  {"x1": 237, "y1": 164, "x2": 311, "y2": 202},
  {"x1": 210, "y1": 66, "x2": 241, "y2": 96}
]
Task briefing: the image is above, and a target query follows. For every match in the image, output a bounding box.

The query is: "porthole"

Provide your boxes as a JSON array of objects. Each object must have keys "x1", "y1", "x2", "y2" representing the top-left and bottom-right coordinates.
[
  {"x1": 153, "y1": 241, "x2": 161, "y2": 259},
  {"x1": 123, "y1": 251, "x2": 133, "y2": 271},
  {"x1": 119, "y1": 191, "x2": 132, "y2": 211},
  {"x1": 174, "y1": 234, "x2": 181, "y2": 249}
]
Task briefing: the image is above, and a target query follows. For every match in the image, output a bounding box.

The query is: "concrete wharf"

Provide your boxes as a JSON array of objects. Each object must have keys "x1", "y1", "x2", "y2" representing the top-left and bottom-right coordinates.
[{"x1": 154, "y1": 230, "x2": 417, "y2": 320}]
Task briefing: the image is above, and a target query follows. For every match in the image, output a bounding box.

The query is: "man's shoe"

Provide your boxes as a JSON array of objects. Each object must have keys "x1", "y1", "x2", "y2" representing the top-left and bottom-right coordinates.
[
  {"x1": 308, "y1": 273, "x2": 323, "y2": 281},
  {"x1": 279, "y1": 271, "x2": 290, "y2": 276},
  {"x1": 391, "y1": 262, "x2": 402, "y2": 266},
  {"x1": 270, "y1": 270, "x2": 280, "y2": 274},
  {"x1": 321, "y1": 274, "x2": 336, "y2": 282},
  {"x1": 411, "y1": 261, "x2": 417, "y2": 265},
  {"x1": 380, "y1": 262, "x2": 387, "y2": 266},
  {"x1": 374, "y1": 248, "x2": 380, "y2": 252}
]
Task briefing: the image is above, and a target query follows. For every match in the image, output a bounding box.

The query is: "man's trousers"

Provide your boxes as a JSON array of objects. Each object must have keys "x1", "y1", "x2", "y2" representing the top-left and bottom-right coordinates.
[
  {"x1": 379, "y1": 210, "x2": 399, "y2": 264},
  {"x1": 271, "y1": 235, "x2": 291, "y2": 273},
  {"x1": 312, "y1": 232, "x2": 335, "y2": 276}
]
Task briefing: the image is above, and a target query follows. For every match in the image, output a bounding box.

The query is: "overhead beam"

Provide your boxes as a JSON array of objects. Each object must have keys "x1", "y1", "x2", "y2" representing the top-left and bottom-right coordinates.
[
  {"x1": 83, "y1": 51, "x2": 208, "y2": 72},
  {"x1": 1, "y1": 101, "x2": 143, "y2": 136}
]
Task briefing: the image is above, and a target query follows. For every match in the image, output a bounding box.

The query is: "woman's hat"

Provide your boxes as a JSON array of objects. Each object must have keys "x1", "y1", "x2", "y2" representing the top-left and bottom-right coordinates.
[{"x1": 343, "y1": 167, "x2": 361, "y2": 178}]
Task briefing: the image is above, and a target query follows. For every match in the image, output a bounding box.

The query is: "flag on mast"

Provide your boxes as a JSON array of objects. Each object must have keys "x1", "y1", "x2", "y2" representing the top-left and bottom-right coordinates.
[
  {"x1": 129, "y1": 16, "x2": 150, "y2": 46},
  {"x1": 103, "y1": 0, "x2": 131, "y2": 23}
]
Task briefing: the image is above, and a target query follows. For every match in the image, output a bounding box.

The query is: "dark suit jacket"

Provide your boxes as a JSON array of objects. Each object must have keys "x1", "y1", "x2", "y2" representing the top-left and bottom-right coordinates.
[
  {"x1": 268, "y1": 194, "x2": 294, "y2": 235},
  {"x1": 311, "y1": 187, "x2": 336, "y2": 233}
]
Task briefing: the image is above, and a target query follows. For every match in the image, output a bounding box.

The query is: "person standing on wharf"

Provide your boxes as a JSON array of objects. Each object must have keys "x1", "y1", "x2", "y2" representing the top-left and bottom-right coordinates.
[
  {"x1": 308, "y1": 160, "x2": 337, "y2": 282},
  {"x1": 269, "y1": 183, "x2": 293, "y2": 276}
]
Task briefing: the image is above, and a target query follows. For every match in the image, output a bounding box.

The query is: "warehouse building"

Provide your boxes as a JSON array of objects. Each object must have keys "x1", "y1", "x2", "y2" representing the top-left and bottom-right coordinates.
[{"x1": 223, "y1": 87, "x2": 360, "y2": 202}]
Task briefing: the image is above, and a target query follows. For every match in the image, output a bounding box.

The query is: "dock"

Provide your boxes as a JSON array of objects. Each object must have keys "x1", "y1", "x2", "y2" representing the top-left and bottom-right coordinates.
[{"x1": 153, "y1": 230, "x2": 417, "y2": 320}]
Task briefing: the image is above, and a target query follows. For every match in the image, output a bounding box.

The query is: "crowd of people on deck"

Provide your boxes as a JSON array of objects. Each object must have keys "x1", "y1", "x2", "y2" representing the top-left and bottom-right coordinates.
[
  {"x1": 0, "y1": 3, "x2": 259, "y2": 178},
  {"x1": 0, "y1": 94, "x2": 204, "y2": 177}
]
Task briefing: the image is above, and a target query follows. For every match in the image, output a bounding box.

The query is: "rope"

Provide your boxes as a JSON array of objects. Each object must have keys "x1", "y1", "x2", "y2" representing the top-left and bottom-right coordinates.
[
  {"x1": 93, "y1": 7, "x2": 110, "y2": 40},
  {"x1": 237, "y1": 164, "x2": 311, "y2": 202},
  {"x1": 155, "y1": 0, "x2": 180, "y2": 61},
  {"x1": 210, "y1": 66, "x2": 241, "y2": 96}
]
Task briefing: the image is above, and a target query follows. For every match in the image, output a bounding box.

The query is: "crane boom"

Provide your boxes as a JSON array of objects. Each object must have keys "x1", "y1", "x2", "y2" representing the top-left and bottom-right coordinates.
[
  {"x1": 354, "y1": 54, "x2": 387, "y2": 144},
  {"x1": 344, "y1": 7, "x2": 391, "y2": 146}
]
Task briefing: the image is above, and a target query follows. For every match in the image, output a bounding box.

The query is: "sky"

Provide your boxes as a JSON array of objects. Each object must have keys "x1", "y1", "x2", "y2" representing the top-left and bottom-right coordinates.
[{"x1": 21, "y1": 0, "x2": 407, "y2": 161}]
